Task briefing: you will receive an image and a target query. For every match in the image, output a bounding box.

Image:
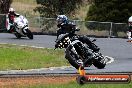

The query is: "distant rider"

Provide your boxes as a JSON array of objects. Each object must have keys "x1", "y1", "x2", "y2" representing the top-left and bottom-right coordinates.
[
  {"x1": 127, "y1": 16, "x2": 132, "y2": 42},
  {"x1": 56, "y1": 15, "x2": 76, "y2": 37},
  {"x1": 7, "y1": 8, "x2": 20, "y2": 32},
  {"x1": 56, "y1": 15, "x2": 100, "y2": 52},
  {"x1": 56, "y1": 15, "x2": 100, "y2": 65}
]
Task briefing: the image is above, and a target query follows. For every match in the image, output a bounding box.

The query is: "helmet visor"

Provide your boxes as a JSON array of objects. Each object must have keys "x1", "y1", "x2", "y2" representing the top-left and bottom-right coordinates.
[
  {"x1": 57, "y1": 18, "x2": 63, "y2": 24},
  {"x1": 128, "y1": 22, "x2": 132, "y2": 26}
]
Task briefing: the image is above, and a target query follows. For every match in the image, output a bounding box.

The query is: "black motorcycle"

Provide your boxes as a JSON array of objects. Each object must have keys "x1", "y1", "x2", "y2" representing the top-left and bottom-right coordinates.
[{"x1": 55, "y1": 29, "x2": 113, "y2": 69}]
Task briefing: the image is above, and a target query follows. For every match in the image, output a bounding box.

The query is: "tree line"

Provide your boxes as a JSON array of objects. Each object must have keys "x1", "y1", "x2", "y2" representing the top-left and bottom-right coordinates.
[
  {"x1": 1, "y1": 0, "x2": 132, "y2": 23},
  {"x1": 0, "y1": 0, "x2": 12, "y2": 14},
  {"x1": 35, "y1": 0, "x2": 132, "y2": 23},
  {"x1": 85, "y1": 0, "x2": 132, "y2": 23},
  {"x1": 34, "y1": 0, "x2": 84, "y2": 18}
]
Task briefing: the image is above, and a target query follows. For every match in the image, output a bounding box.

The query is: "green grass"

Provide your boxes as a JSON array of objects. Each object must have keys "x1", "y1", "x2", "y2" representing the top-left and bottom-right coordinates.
[
  {"x1": 0, "y1": 44, "x2": 69, "y2": 70},
  {"x1": 11, "y1": 81, "x2": 132, "y2": 88}
]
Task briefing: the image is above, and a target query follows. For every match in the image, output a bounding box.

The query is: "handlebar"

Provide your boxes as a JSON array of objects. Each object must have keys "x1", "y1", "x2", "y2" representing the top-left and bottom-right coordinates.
[
  {"x1": 92, "y1": 39, "x2": 96, "y2": 42},
  {"x1": 70, "y1": 28, "x2": 80, "y2": 34}
]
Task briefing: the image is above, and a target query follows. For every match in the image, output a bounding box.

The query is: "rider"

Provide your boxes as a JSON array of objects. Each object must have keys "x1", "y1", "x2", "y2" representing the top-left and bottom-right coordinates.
[
  {"x1": 7, "y1": 7, "x2": 20, "y2": 32},
  {"x1": 56, "y1": 15, "x2": 100, "y2": 52},
  {"x1": 56, "y1": 15, "x2": 100, "y2": 65},
  {"x1": 127, "y1": 16, "x2": 132, "y2": 41},
  {"x1": 56, "y1": 15, "x2": 76, "y2": 37}
]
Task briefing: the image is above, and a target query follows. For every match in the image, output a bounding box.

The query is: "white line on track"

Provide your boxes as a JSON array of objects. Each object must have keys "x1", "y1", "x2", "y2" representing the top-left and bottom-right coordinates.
[{"x1": 0, "y1": 43, "x2": 49, "y2": 49}]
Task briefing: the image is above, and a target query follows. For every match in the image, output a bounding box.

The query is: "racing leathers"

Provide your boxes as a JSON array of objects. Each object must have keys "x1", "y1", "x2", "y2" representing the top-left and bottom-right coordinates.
[
  {"x1": 57, "y1": 22, "x2": 100, "y2": 53},
  {"x1": 7, "y1": 12, "x2": 20, "y2": 32},
  {"x1": 127, "y1": 25, "x2": 132, "y2": 40},
  {"x1": 56, "y1": 22, "x2": 100, "y2": 66}
]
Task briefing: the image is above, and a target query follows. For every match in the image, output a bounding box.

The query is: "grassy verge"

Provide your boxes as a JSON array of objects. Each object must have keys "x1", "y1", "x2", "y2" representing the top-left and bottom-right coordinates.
[
  {"x1": 13, "y1": 0, "x2": 37, "y2": 4},
  {"x1": 11, "y1": 81, "x2": 132, "y2": 88},
  {"x1": 0, "y1": 44, "x2": 69, "y2": 70}
]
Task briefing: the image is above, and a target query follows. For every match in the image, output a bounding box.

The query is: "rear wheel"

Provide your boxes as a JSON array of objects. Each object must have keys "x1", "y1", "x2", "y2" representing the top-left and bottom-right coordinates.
[
  {"x1": 93, "y1": 56, "x2": 106, "y2": 69},
  {"x1": 14, "y1": 33, "x2": 21, "y2": 39}
]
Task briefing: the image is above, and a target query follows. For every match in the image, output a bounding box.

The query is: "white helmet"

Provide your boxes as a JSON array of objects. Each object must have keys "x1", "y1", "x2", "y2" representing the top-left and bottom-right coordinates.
[
  {"x1": 56, "y1": 15, "x2": 68, "y2": 24},
  {"x1": 9, "y1": 8, "x2": 15, "y2": 13},
  {"x1": 128, "y1": 16, "x2": 132, "y2": 22},
  {"x1": 128, "y1": 16, "x2": 132, "y2": 26}
]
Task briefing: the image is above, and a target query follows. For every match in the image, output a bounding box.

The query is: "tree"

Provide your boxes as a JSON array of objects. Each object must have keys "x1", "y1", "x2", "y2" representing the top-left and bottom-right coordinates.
[
  {"x1": 0, "y1": 0, "x2": 12, "y2": 14},
  {"x1": 85, "y1": 0, "x2": 132, "y2": 23},
  {"x1": 34, "y1": 0, "x2": 83, "y2": 18}
]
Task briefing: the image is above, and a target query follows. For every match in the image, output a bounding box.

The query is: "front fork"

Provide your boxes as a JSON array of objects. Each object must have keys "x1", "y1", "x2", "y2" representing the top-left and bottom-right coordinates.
[
  {"x1": 71, "y1": 42, "x2": 93, "y2": 67},
  {"x1": 22, "y1": 27, "x2": 29, "y2": 34}
]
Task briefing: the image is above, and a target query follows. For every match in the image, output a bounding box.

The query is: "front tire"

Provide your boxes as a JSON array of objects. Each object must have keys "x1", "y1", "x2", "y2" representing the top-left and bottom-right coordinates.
[
  {"x1": 65, "y1": 45, "x2": 81, "y2": 69},
  {"x1": 26, "y1": 29, "x2": 33, "y2": 39}
]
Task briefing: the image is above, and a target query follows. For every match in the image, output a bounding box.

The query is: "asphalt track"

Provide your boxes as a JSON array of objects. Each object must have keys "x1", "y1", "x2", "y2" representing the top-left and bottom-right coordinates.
[{"x1": 0, "y1": 33, "x2": 132, "y2": 75}]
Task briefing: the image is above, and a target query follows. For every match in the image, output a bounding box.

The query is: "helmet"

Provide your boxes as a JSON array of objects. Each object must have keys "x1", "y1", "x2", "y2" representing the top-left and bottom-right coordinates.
[
  {"x1": 128, "y1": 16, "x2": 132, "y2": 22},
  {"x1": 128, "y1": 16, "x2": 132, "y2": 26},
  {"x1": 56, "y1": 15, "x2": 68, "y2": 24},
  {"x1": 9, "y1": 8, "x2": 15, "y2": 13}
]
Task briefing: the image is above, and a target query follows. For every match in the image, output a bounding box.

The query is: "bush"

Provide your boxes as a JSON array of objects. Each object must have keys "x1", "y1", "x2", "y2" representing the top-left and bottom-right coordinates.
[
  {"x1": 0, "y1": 0, "x2": 12, "y2": 13},
  {"x1": 85, "y1": 0, "x2": 132, "y2": 23}
]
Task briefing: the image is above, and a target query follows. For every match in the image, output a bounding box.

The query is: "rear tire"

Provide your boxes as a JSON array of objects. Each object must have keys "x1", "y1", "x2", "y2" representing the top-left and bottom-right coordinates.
[
  {"x1": 93, "y1": 57, "x2": 106, "y2": 69},
  {"x1": 14, "y1": 33, "x2": 21, "y2": 39}
]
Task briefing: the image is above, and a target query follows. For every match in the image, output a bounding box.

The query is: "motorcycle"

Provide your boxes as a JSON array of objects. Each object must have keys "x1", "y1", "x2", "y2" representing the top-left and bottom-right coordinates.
[
  {"x1": 6, "y1": 15, "x2": 33, "y2": 39},
  {"x1": 55, "y1": 29, "x2": 114, "y2": 69}
]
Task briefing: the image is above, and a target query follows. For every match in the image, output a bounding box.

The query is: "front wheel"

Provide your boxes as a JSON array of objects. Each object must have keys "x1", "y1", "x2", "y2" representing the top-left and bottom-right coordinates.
[
  {"x1": 26, "y1": 29, "x2": 33, "y2": 39},
  {"x1": 65, "y1": 45, "x2": 82, "y2": 69}
]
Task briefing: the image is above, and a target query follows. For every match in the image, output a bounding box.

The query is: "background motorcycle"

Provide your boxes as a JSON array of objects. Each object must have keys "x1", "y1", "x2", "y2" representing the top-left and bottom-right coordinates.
[
  {"x1": 6, "y1": 15, "x2": 33, "y2": 39},
  {"x1": 55, "y1": 29, "x2": 114, "y2": 69}
]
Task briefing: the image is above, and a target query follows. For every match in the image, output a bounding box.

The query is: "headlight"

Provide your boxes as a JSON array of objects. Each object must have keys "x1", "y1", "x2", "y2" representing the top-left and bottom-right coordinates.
[
  {"x1": 56, "y1": 37, "x2": 70, "y2": 49},
  {"x1": 65, "y1": 42, "x2": 68, "y2": 45},
  {"x1": 17, "y1": 23, "x2": 24, "y2": 28},
  {"x1": 65, "y1": 37, "x2": 70, "y2": 41},
  {"x1": 63, "y1": 37, "x2": 70, "y2": 43},
  {"x1": 57, "y1": 42, "x2": 64, "y2": 48},
  {"x1": 59, "y1": 42, "x2": 63, "y2": 46}
]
